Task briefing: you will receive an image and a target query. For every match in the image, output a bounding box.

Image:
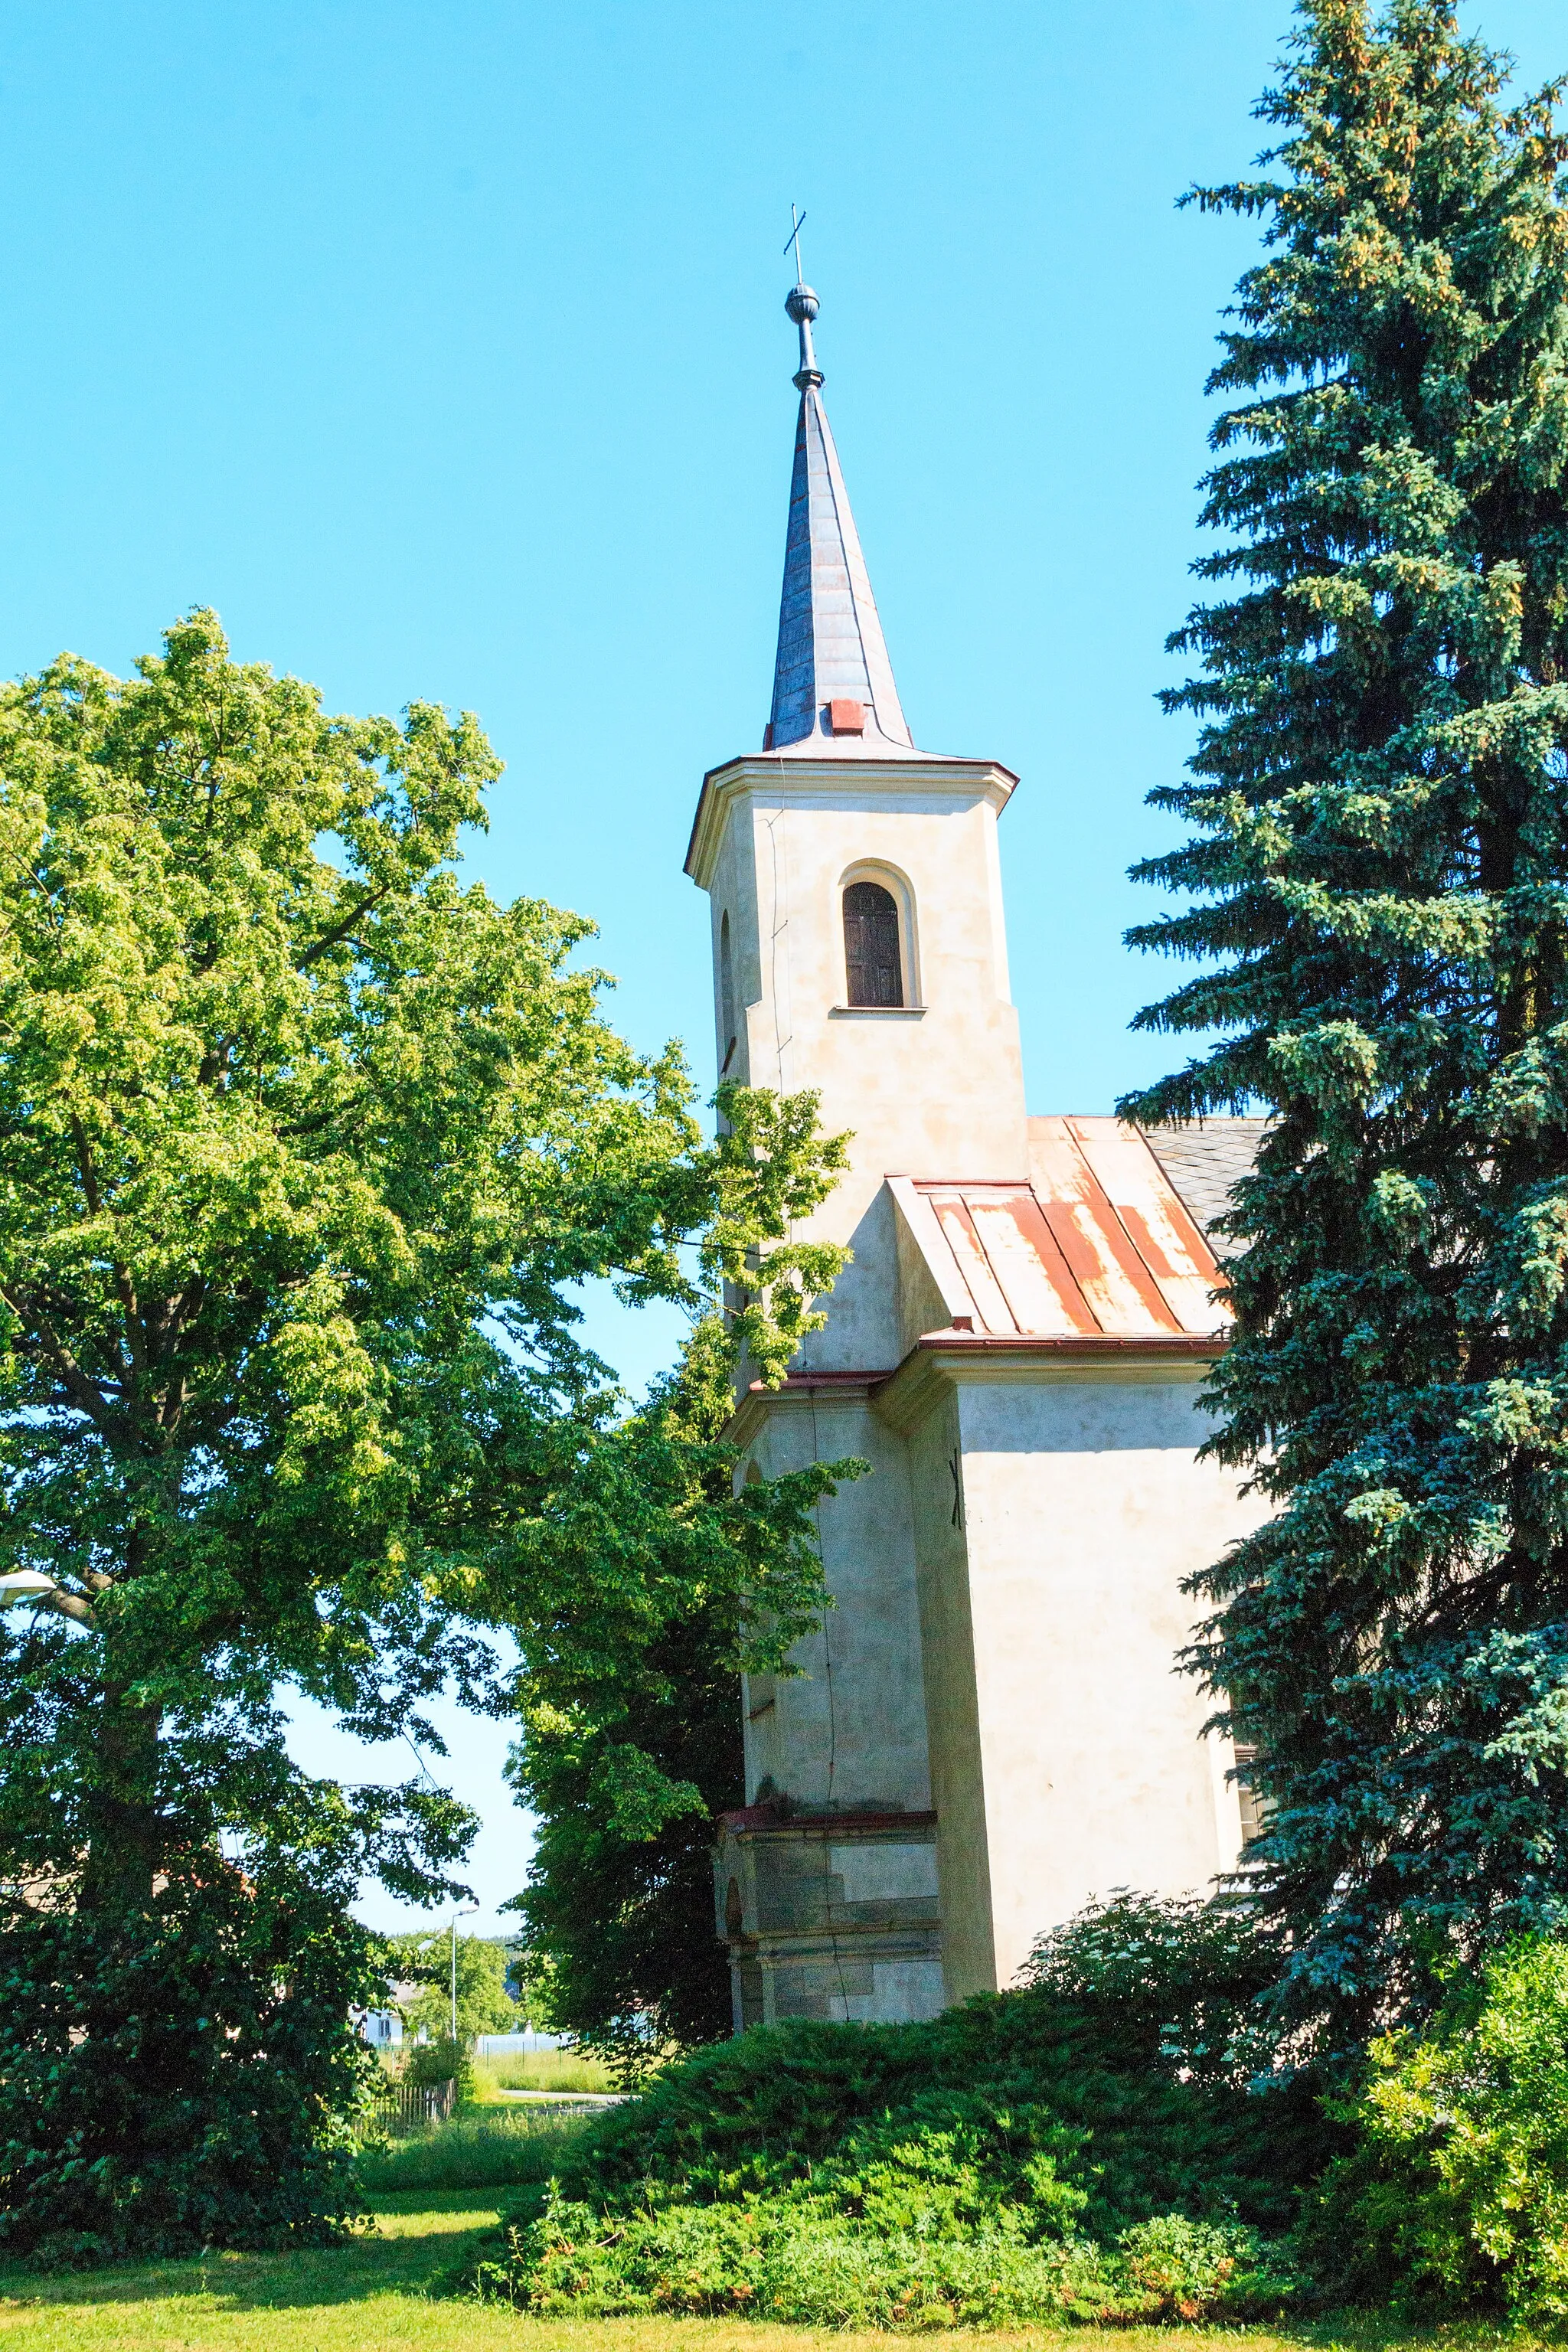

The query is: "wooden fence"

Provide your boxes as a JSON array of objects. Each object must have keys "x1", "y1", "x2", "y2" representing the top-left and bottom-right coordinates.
[{"x1": 373, "y1": 2077, "x2": 456, "y2": 2133}]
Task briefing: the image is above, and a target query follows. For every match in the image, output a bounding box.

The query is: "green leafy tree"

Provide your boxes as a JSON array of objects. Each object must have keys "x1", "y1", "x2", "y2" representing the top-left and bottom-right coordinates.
[
  {"x1": 383, "y1": 1929, "x2": 520, "y2": 2044},
  {"x1": 0, "y1": 611, "x2": 851, "y2": 2254},
  {"x1": 1122, "y1": 0, "x2": 1568, "y2": 2044},
  {"x1": 508, "y1": 1314, "x2": 755, "y2": 2068}
]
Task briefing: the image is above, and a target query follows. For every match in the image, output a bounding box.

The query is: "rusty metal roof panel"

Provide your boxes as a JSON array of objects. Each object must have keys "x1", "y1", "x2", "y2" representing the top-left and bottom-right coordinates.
[
  {"x1": 924, "y1": 1189, "x2": 1093, "y2": 1336},
  {"x1": 926, "y1": 1194, "x2": 1019, "y2": 1334},
  {"x1": 1065, "y1": 1117, "x2": 1226, "y2": 1333},
  {"x1": 1025, "y1": 1121, "x2": 1181, "y2": 1335},
  {"x1": 912, "y1": 1120, "x2": 1228, "y2": 1343}
]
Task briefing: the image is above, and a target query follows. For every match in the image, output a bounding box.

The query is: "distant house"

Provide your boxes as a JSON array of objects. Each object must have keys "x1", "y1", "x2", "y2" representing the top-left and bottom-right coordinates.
[{"x1": 354, "y1": 2007, "x2": 403, "y2": 2047}]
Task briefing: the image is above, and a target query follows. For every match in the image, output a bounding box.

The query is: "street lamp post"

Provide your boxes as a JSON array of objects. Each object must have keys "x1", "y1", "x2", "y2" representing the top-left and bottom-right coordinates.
[{"x1": 450, "y1": 1901, "x2": 480, "y2": 2046}]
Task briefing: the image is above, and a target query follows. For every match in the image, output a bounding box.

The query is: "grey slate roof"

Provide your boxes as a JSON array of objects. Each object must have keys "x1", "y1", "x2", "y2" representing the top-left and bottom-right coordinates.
[
  {"x1": 767, "y1": 300, "x2": 918, "y2": 759},
  {"x1": 1138, "y1": 1120, "x2": 1270, "y2": 1246}
]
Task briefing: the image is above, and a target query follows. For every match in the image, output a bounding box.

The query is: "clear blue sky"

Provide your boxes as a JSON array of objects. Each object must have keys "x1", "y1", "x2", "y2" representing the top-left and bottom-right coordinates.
[{"x1": 8, "y1": 1, "x2": 1562, "y2": 1933}]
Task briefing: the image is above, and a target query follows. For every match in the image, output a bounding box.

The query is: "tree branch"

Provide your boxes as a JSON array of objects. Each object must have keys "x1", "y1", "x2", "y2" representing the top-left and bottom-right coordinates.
[
  {"x1": 31, "y1": 1584, "x2": 96, "y2": 1627},
  {"x1": 0, "y1": 1283, "x2": 133, "y2": 1441},
  {"x1": 295, "y1": 883, "x2": 393, "y2": 972}
]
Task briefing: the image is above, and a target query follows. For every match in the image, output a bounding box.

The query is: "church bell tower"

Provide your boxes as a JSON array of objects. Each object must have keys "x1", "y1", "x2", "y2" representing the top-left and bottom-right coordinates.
[
  {"x1": 682, "y1": 263, "x2": 1033, "y2": 2027},
  {"x1": 684, "y1": 272, "x2": 1028, "y2": 1375}
]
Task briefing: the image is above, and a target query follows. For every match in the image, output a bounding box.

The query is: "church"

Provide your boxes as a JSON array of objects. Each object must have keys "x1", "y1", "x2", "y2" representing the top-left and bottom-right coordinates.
[{"x1": 685, "y1": 270, "x2": 1266, "y2": 2032}]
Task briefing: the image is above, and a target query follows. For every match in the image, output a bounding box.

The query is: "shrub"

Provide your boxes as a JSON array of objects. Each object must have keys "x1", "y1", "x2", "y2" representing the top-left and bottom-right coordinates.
[
  {"x1": 398, "y1": 2033, "x2": 475, "y2": 2108},
  {"x1": 1306, "y1": 1936, "x2": 1568, "y2": 2324},
  {"x1": 1021, "y1": 1889, "x2": 1281, "y2": 2083},
  {"x1": 464, "y1": 1896, "x2": 1321, "y2": 2322},
  {"x1": 1119, "y1": 2213, "x2": 1294, "y2": 2321},
  {"x1": 0, "y1": 1877, "x2": 374, "y2": 2270},
  {"x1": 557, "y1": 1896, "x2": 1331, "y2": 2243},
  {"x1": 474, "y1": 2190, "x2": 1297, "y2": 2324}
]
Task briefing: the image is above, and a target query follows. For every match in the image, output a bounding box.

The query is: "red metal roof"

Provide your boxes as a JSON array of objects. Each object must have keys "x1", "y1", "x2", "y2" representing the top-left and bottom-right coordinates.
[{"x1": 914, "y1": 1117, "x2": 1227, "y2": 1341}]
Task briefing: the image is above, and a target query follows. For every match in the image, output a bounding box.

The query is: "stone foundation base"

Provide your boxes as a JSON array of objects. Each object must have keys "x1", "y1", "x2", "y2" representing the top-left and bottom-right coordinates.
[{"x1": 714, "y1": 1807, "x2": 943, "y2": 2029}]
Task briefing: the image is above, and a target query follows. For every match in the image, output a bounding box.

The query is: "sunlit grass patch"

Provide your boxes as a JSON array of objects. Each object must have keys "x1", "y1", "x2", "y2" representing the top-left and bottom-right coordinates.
[{"x1": 473, "y1": 2046, "x2": 615, "y2": 2096}]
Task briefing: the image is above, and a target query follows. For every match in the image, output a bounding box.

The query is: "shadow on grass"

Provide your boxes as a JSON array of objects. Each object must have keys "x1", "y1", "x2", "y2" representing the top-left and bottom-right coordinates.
[
  {"x1": 0, "y1": 2205, "x2": 1540, "y2": 2346},
  {"x1": 0, "y1": 2190, "x2": 500, "y2": 2314}
]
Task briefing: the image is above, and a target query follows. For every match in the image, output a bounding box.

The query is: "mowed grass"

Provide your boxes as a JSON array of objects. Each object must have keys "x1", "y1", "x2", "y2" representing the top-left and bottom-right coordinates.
[{"x1": 0, "y1": 2203, "x2": 1538, "y2": 2352}]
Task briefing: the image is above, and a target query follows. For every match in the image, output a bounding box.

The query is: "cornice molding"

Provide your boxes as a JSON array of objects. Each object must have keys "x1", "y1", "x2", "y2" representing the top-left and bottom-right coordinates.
[
  {"x1": 727, "y1": 1370, "x2": 894, "y2": 1452},
  {"x1": 726, "y1": 1334, "x2": 1225, "y2": 1446},
  {"x1": 684, "y1": 754, "x2": 1019, "y2": 889},
  {"x1": 871, "y1": 1330, "x2": 1227, "y2": 1435},
  {"x1": 718, "y1": 1806, "x2": 937, "y2": 1838}
]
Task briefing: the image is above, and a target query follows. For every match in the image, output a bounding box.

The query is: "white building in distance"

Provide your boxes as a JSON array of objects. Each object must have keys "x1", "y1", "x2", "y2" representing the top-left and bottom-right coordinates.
[{"x1": 687, "y1": 273, "x2": 1266, "y2": 2031}]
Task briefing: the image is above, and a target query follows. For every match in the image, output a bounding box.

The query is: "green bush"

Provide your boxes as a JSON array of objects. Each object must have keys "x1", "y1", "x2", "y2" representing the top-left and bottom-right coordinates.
[
  {"x1": 396, "y1": 2032, "x2": 475, "y2": 2107},
  {"x1": 466, "y1": 1895, "x2": 1321, "y2": 2322},
  {"x1": 475, "y1": 2192, "x2": 1297, "y2": 2324},
  {"x1": 356, "y1": 2105, "x2": 590, "y2": 2194},
  {"x1": 556, "y1": 1896, "x2": 1330, "y2": 2243},
  {"x1": 1306, "y1": 1936, "x2": 1568, "y2": 2324},
  {"x1": 0, "y1": 1875, "x2": 374, "y2": 2270}
]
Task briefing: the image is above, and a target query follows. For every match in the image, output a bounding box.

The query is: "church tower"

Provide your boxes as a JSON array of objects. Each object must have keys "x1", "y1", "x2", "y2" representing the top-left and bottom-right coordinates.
[
  {"x1": 684, "y1": 277, "x2": 1027, "y2": 1373},
  {"x1": 688, "y1": 268, "x2": 1263, "y2": 2031}
]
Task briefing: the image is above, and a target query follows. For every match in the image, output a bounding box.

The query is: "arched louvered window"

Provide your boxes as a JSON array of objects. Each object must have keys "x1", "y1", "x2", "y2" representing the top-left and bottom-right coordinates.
[
  {"x1": 719, "y1": 911, "x2": 737, "y2": 1073},
  {"x1": 843, "y1": 880, "x2": 904, "y2": 1008}
]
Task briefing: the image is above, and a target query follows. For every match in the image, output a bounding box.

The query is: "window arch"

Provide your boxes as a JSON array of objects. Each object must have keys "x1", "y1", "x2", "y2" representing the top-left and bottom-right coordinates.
[{"x1": 843, "y1": 878, "x2": 905, "y2": 1008}]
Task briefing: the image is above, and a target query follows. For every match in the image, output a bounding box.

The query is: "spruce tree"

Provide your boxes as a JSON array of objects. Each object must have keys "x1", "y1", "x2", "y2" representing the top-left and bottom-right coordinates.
[{"x1": 1123, "y1": 0, "x2": 1568, "y2": 2041}]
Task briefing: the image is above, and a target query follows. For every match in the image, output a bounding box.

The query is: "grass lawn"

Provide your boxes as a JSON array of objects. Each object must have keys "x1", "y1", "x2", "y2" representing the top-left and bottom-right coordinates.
[
  {"x1": 0, "y1": 2200, "x2": 1536, "y2": 2351},
  {"x1": 473, "y1": 2048, "x2": 613, "y2": 2098}
]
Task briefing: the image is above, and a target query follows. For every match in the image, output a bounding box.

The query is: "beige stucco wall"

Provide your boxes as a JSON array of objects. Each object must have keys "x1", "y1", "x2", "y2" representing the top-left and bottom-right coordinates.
[
  {"x1": 907, "y1": 1365, "x2": 1263, "y2": 1993},
  {"x1": 902, "y1": 1382, "x2": 998, "y2": 2002},
  {"x1": 737, "y1": 1387, "x2": 930, "y2": 1815}
]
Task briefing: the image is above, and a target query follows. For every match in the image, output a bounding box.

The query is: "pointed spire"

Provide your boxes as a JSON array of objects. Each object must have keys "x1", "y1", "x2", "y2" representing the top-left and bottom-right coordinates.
[{"x1": 766, "y1": 276, "x2": 916, "y2": 757}]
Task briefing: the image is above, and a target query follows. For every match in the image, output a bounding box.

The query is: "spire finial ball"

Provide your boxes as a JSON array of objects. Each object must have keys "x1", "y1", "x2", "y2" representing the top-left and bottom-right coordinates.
[{"x1": 785, "y1": 283, "x2": 819, "y2": 326}]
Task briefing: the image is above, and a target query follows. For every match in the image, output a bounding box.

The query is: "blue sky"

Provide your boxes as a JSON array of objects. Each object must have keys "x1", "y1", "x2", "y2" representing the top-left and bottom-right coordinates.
[{"x1": 8, "y1": 0, "x2": 1563, "y2": 1932}]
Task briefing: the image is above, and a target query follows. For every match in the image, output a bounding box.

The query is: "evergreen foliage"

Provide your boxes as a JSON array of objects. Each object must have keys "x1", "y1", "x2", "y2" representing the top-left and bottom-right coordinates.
[
  {"x1": 0, "y1": 610, "x2": 853, "y2": 2254},
  {"x1": 1122, "y1": 0, "x2": 1568, "y2": 2041},
  {"x1": 475, "y1": 2192, "x2": 1295, "y2": 2328},
  {"x1": 466, "y1": 1896, "x2": 1321, "y2": 2324}
]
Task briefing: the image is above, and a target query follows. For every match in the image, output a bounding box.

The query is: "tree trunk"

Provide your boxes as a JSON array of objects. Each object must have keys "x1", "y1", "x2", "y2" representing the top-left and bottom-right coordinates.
[{"x1": 77, "y1": 1677, "x2": 163, "y2": 1916}]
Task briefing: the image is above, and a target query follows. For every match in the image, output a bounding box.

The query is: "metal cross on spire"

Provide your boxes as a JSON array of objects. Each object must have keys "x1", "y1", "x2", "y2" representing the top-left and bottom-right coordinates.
[
  {"x1": 782, "y1": 206, "x2": 822, "y2": 390},
  {"x1": 763, "y1": 204, "x2": 916, "y2": 757},
  {"x1": 784, "y1": 204, "x2": 807, "y2": 286}
]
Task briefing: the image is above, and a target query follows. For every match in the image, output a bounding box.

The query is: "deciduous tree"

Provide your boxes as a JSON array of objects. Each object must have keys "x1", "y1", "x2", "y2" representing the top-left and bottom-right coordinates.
[
  {"x1": 508, "y1": 1315, "x2": 755, "y2": 2069},
  {"x1": 0, "y1": 611, "x2": 848, "y2": 2253}
]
